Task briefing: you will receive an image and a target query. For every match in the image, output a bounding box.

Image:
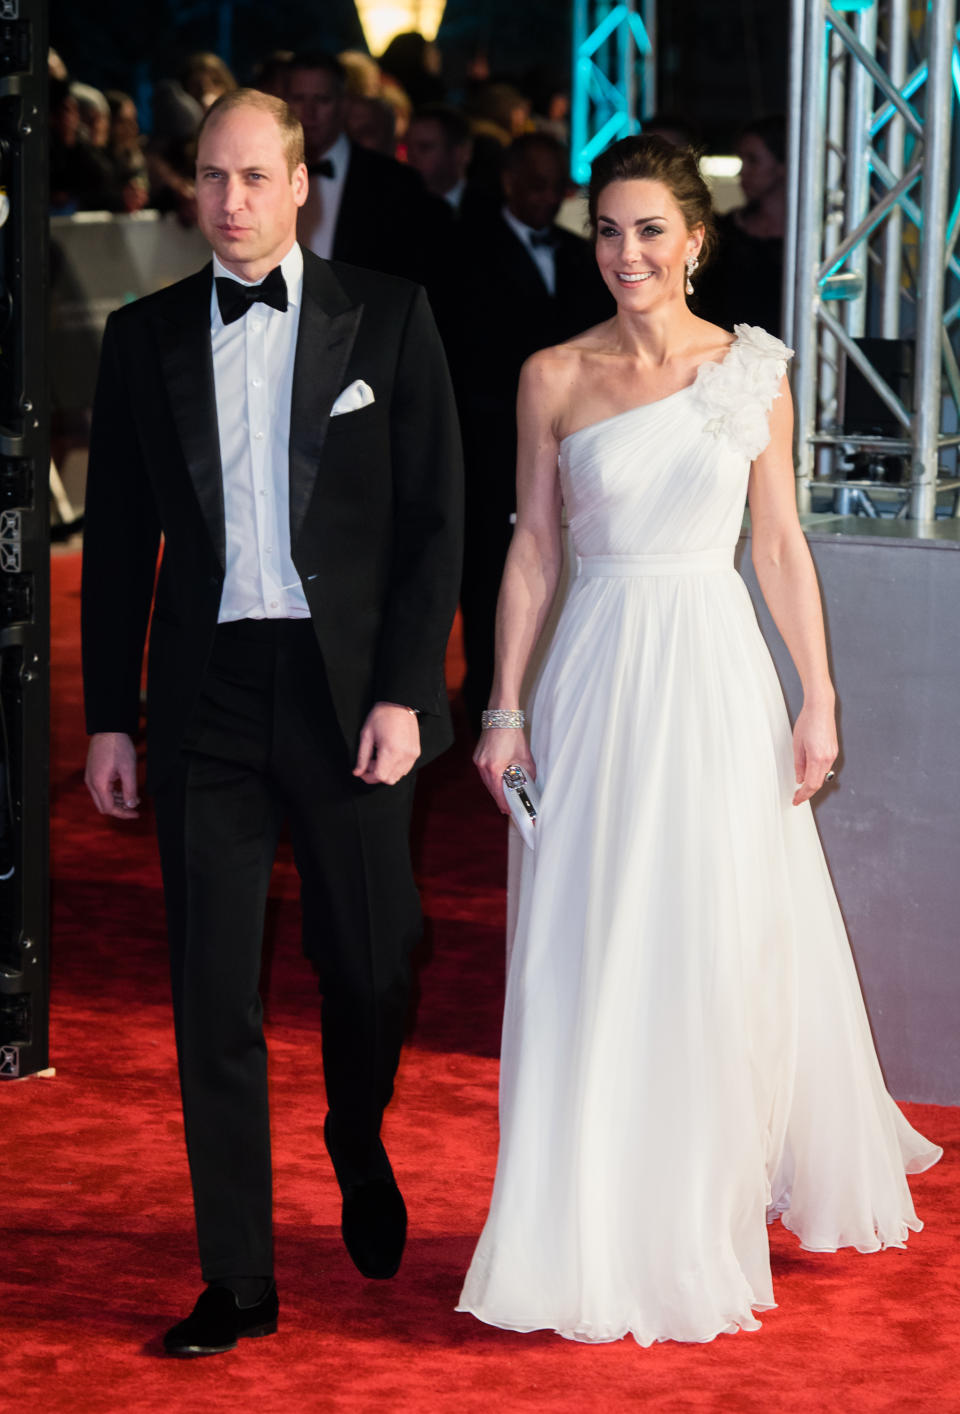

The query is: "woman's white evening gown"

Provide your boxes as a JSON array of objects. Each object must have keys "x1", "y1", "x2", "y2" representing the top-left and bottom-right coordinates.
[{"x1": 457, "y1": 326, "x2": 941, "y2": 1347}]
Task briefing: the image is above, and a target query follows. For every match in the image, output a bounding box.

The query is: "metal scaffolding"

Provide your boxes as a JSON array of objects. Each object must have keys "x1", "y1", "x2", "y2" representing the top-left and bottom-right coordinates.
[
  {"x1": 570, "y1": 1, "x2": 657, "y2": 184},
  {"x1": 786, "y1": 0, "x2": 960, "y2": 521}
]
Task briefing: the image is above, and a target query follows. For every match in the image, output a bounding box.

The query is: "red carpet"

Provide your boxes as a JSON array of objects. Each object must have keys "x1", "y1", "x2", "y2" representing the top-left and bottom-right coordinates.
[{"x1": 2, "y1": 551, "x2": 957, "y2": 1412}]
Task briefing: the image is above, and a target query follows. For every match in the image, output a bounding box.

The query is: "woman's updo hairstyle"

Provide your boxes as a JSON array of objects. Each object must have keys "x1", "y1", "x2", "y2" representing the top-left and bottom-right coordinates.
[{"x1": 587, "y1": 133, "x2": 717, "y2": 268}]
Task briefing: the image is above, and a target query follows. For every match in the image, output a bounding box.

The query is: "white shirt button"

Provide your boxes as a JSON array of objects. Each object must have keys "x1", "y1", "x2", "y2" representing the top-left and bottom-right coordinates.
[
  {"x1": 251, "y1": 319, "x2": 263, "y2": 331},
  {"x1": 254, "y1": 431, "x2": 264, "y2": 440},
  {"x1": 270, "y1": 600, "x2": 278, "y2": 609},
  {"x1": 251, "y1": 378, "x2": 262, "y2": 388}
]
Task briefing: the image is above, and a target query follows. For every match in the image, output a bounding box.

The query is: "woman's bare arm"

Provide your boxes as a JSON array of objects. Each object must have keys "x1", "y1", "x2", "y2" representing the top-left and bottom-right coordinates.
[
  {"x1": 747, "y1": 375, "x2": 838, "y2": 804},
  {"x1": 474, "y1": 351, "x2": 567, "y2": 810}
]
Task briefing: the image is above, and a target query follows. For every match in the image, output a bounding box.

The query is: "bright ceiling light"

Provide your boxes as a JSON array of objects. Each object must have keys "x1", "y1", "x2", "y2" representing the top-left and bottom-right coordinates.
[{"x1": 354, "y1": 2, "x2": 447, "y2": 55}]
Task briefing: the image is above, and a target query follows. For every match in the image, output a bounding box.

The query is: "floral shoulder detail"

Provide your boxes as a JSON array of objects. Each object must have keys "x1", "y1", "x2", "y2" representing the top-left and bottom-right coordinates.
[
  {"x1": 732, "y1": 324, "x2": 793, "y2": 363},
  {"x1": 694, "y1": 324, "x2": 795, "y2": 462}
]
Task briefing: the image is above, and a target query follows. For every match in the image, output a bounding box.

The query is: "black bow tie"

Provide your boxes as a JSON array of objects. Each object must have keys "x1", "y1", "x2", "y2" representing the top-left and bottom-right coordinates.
[
  {"x1": 308, "y1": 158, "x2": 335, "y2": 178},
  {"x1": 529, "y1": 228, "x2": 558, "y2": 249},
  {"x1": 215, "y1": 265, "x2": 288, "y2": 325}
]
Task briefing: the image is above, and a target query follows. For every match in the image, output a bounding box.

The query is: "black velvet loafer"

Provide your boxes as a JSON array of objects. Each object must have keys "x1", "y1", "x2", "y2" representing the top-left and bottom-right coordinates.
[
  {"x1": 163, "y1": 1283, "x2": 279, "y2": 1357},
  {"x1": 323, "y1": 1112, "x2": 407, "y2": 1279},
  {"x1": 341, "y1": 1177, "x2": 407, "y2": 1279}
]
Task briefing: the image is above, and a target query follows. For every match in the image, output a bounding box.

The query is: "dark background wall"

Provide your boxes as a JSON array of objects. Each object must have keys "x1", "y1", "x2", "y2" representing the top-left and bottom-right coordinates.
[{"x1": 49, "y1": 0, "x2": 789, "y2": 150}]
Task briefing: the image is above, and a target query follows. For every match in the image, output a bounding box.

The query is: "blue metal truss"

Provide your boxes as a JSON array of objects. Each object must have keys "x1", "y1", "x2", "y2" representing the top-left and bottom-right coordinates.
[
  {"x1": 815, "y1": 17, "x2": 960, "y2": 325},
  {"x1": 570, "y1": 1, "x2": 655, "y2": 185}
]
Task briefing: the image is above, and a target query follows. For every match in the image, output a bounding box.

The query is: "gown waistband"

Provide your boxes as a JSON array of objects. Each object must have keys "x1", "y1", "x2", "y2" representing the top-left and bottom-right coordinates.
[{"x1": 578, "y1": 548, "x2": 734, "y2": 578}]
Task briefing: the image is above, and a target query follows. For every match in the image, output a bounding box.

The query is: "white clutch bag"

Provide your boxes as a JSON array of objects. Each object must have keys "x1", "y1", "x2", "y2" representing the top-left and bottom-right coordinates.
[{"x1": 502, "y1": 764, "x2": 540, "y2": 850}]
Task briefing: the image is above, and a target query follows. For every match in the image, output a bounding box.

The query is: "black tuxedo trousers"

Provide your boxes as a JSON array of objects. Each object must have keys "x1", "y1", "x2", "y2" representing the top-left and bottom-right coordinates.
[{"x1": 154, "y1": 619, "x2": 420, "y2": 1280}]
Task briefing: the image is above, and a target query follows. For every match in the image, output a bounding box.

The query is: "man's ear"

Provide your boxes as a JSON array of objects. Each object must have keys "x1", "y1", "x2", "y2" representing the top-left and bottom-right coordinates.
[{"x1": 292, "y1": 161, "x2": 309, "y2": 208}]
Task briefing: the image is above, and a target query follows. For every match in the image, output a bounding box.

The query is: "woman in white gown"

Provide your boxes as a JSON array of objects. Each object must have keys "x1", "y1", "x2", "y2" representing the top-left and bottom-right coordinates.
[{"x1": 457, "y1": 135, "x2": 941, "y2": 1347}]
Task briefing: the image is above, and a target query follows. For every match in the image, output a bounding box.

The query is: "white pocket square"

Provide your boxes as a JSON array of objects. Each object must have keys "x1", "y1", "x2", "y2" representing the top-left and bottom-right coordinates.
[{"x1": 330, "y1": 379, "x2": 375, "y2": 416}]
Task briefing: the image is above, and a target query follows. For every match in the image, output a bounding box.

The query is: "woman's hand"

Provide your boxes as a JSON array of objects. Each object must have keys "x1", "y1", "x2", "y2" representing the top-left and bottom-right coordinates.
[
  {"x1": 792, "y1": 699, "x2": 838, "y2": 806},
  {"x1": 474, "y1": 727, "x2": 536, "y2": 814}
]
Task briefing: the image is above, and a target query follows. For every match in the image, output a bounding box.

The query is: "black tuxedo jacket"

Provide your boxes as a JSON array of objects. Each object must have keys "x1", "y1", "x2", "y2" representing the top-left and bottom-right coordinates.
[
  {"x1": 452, "y1": 212, "x2": 615, "y2": 407},
  {"x1": 81, "y1": 249, "x2": 464, "y2": 792},
  {"x1": 332, "y1": 143, "x2": 454, "y2": 290},
  {"x1": 449, "y1": 213, "x2": 613, "y2": 529}
]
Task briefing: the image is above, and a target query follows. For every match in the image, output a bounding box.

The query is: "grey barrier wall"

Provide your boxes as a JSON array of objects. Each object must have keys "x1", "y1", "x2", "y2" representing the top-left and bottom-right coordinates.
[
  {"x1": 51, "y1": 213, "x2": 211, "y2": 415},
  {"x1": 738, "y1": 518, "x2": 960, "y2": 1105}
]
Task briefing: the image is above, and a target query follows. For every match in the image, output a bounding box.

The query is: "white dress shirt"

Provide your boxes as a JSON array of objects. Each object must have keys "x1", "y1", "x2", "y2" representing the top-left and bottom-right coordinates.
[
  {"x1": 299, "y1": 132, "x2": 351, "y2": 261},
  {"x1": 443, "y1": 177, "x2": 466, "y2": 212},
  {"x1": 502, "y1": 205, "x2": 557, "y2": 295},
  {"x1": 211, "y1": 241, "x2": 309, "y2": 622}
]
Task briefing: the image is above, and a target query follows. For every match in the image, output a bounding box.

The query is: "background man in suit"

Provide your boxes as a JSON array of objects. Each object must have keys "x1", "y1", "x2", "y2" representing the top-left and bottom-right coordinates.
[
  {"x1": 286, "y1": 51, "x2": 451, "y2": 290},
  {"x1": 405, "y1": 103, "x2": 487, "y2": 220},
  {"x1": 82, "y1": 88, "x2": 462, "y2": 1356},
  {"x1": 453, "y1": 133, "x2": 614, "y2": 730}
]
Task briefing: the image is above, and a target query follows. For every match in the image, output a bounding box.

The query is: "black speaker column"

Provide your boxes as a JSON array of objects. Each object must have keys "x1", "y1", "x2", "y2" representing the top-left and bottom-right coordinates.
[{"x1": 0, "y1": 0, "x2": 50, "y2": 1080}]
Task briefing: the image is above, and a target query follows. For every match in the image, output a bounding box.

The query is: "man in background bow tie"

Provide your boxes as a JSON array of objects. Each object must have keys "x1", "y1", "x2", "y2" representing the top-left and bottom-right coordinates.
[
  {"x1": 287, "y1": 50, "x2": 452, "y2": 289},
  {"x1": 81, "y1": 88, "x2": 462, "y2": 1355}
]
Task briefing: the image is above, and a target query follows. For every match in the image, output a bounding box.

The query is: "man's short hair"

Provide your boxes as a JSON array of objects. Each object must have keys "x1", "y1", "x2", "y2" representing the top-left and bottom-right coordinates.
[
  {"x1": 410, "y1": 103, "x2": 472, "y2": 149},
  {"x1": 502, "y1": 131, "x2": 568, "y2": 174},
  {"x1": 287, "y1": 50, "x2": 346, "y2": 95},
  {"x1": 197, "y1": 87, "x2": 305, "y2": 176}
]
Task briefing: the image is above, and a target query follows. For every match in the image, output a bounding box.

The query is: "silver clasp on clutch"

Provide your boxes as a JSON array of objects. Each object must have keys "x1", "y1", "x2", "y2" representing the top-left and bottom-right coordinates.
[{"x1": 502, "y1": 764, "x2": 537, "y2": 821}]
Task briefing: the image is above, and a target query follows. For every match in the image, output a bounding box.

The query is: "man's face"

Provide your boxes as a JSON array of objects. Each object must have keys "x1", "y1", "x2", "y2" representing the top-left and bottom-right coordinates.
[
  {"x1": 53, "y1": 94, "x2": 80, "y2": 146},
  {"x1": 286, "y1": 67, "x2": 345, "y2": 161},
  {"x1": 503, "y1": 147, "x2": 567, "y2": 230},
  {"x1": 406, "y1": 118, "x2": 469, "y2": 198},
  {"x1": 196, "y1": 106, "x2": 307, "y2": 279},
  {"x1": 111, "y1": 99, "x2": 140, "y2": 151}
]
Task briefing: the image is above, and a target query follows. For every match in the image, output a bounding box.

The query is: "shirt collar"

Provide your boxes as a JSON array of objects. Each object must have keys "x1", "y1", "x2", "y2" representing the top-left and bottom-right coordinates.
[
  {"x1": 502, "y1": 204, "x2": 553, "y2": 251},
  {"x1": 315, "y1": 131, "x2": 351, "y2": 177}
]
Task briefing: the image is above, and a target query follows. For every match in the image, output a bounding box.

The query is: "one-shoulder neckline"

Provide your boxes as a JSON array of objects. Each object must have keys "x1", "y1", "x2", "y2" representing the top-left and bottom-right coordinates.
[{"x1": 559, "y1": 330, "x2": 741, "y2": 449}]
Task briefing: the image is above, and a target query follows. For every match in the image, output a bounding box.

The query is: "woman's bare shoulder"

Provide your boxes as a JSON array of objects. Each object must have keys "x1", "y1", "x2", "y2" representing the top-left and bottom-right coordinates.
[
  {"x1": 689, "y1": 316, "x2": 737, "y2": 357},
  {"x1": 522, "y1": 319, "x2": 617, "y2": 390}
]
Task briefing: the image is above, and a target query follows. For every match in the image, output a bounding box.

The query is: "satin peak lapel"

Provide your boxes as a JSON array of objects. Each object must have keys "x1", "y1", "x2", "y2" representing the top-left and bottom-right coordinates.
[
  {"x1": 289, "y1": 256, "x2": 363, "y2": 545},
  {"x1": 158, "y1": 267, "x2": 226, "y2": 568}
]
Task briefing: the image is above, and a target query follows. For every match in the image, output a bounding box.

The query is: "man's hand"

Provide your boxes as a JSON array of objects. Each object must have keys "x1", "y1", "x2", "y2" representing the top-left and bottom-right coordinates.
[
  {"x1": 85, "y1": 731, "x2": 141, "y2": 819},
  {"x1": 353, "y1": 703, "x2": 421, "y2": 786}
]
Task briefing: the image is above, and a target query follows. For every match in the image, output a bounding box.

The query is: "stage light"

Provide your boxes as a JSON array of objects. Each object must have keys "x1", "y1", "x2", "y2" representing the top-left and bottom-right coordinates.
[
  {"x1": 699, "y1": 156, "x2": 743, "y2": 178},
  {"x1": 354, "y1": 1, "x2": 447, "y2": 55}
]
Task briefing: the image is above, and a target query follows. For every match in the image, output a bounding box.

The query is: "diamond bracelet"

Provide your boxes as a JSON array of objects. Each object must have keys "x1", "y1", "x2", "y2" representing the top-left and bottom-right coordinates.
[{"x1": 480, "y1": 709, "x2": 526, "y2": 730}]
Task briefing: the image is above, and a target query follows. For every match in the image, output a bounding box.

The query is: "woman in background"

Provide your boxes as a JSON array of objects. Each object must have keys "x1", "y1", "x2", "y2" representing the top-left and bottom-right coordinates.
[{"x1": 697, "y1": 115, "x2": 786, "y2": 335}]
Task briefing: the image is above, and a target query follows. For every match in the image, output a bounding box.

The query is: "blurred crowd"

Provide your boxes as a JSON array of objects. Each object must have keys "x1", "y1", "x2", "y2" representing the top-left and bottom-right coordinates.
[
  {"x1": 47, "y1": 36, "x2": 787, "y2": 728},
  {"x1": 47, "y1": 39, "x2": 578, "y2": 227}
]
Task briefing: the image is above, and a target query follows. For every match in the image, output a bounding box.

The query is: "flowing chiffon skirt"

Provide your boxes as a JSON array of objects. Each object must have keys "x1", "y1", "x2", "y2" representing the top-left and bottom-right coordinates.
[{"x1": 457, "y1": 328, "x2": 941, "y2": 1346}]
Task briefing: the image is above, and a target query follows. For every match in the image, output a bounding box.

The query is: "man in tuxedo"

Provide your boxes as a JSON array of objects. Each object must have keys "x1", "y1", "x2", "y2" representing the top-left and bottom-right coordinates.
[
  {"x1": 82, "y1": 89, "x2": 462, "y2": 1355},
  {"x1": 405, "y1": 103, "x2": 492, "y2": 223},
  {"x1": 454, "y1": 133, "x2": 614, "y2": 729},
  {"x1": 286, "y1": 51, "x2": 451, "y2": 288}
]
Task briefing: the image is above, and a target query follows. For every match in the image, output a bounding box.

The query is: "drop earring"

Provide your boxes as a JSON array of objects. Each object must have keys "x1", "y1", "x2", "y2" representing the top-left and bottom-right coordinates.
[{"x1": 685, "y1": 255, "x2": 699, "y2": 296}]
